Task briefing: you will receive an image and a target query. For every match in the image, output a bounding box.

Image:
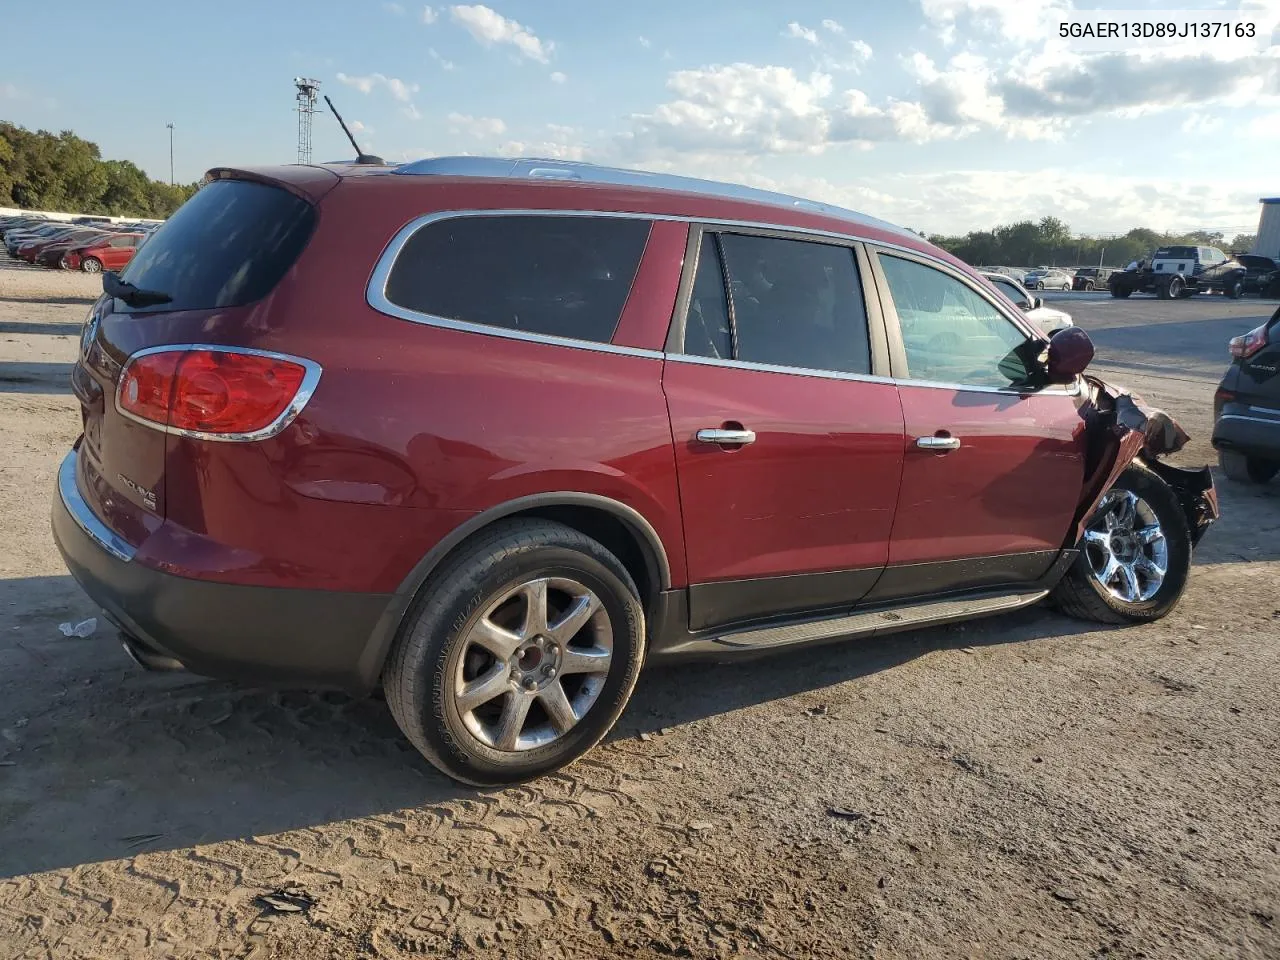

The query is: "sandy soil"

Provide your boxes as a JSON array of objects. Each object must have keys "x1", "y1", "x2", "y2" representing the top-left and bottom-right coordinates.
[{"x1": 1, "y1": 275, "x2": 1278, "y2": 959}]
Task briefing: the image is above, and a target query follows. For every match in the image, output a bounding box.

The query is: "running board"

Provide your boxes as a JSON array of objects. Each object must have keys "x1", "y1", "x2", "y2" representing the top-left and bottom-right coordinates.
[{"x1": 660, "y1": 588, "x2": 1049, "y2": 658}]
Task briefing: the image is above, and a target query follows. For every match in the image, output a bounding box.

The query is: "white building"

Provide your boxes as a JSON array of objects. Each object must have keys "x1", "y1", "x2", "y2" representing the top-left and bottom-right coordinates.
[{"x1": 1255, "y1": 198, "x2": 1280, "y2": 258}]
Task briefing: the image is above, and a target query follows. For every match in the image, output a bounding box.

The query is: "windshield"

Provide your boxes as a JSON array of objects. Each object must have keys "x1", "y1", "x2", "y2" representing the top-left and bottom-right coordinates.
[{"x1": 119, "y1": 178, "x2": 316, "y2": 312}]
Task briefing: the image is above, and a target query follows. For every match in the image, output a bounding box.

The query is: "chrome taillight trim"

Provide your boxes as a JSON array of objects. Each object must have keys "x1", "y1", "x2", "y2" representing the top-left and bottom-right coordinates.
[{"x1": 114, "y1": 344, "x2": 323, "y2": 442}]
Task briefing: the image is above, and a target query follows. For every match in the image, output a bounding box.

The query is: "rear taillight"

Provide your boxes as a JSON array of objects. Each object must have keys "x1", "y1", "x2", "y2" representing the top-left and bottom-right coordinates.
[
  {"x1": 1229, "y1": 324, "x2": 1269, "y2": 360},
  {"x1": 117, "y1": 347, "x2": 319, "y2": 440}
]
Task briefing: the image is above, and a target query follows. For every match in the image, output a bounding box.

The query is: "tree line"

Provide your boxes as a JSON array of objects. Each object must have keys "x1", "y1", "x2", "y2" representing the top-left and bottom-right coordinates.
[
  {"x1": 0, "y1": 122, "x2": 197, "y2": 219},
  {"x1": 925, "y1": 216, "x2": 1258, "y2": 270}
]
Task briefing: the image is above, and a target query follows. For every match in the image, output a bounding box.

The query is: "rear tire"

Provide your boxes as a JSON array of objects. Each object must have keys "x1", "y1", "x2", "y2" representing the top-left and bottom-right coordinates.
[
  {"x1": 1219, "y1": 450, "x2": 1279, "y2": 484},
  {"x1": 1051, "y1": 463, "x2": 1191, "y2": 625},
  {"x1": 1158, "y1": 275, "x2": 1183, "y2": 299},
  {"x1": 383, "y1": 519, "x2": 645, "y2": 786},
  {"x1": 1110, "y1": 284, "x2": 1132, "y2": 299},
  {"x1": 1224, "y1": 279, "x2": 1244, "y2": 299},
  {"x1": 81, "y1": 257, "x2": 102, "y2": 274}
]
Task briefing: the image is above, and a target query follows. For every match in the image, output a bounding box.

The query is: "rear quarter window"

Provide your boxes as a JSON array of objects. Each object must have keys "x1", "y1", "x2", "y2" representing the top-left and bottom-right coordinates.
[
  {"x1": 118, "y1": 179, "x2": 316, "y2": 313},
  {"x1": 382, "y1": 215, "x2": 651, "y2": 344}
]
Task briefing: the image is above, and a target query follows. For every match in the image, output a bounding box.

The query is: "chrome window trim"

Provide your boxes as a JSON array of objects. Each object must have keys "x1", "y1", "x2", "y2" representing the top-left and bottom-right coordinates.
[
  {"x1": 666, "y1": 352, "x2": 896, "y2": 386},
  {"x1": 57, "y1": 449, "x2": 136, "y2": 563},
  {"x1": 365, "y1": 209, "x2": 666, "y2": 361},
  {"x1": 114, "y1": 344, "x2": 324, "y2": 442},
  {"x1": 365, "y1": 208, "x2": 1078, "y2": 396}
]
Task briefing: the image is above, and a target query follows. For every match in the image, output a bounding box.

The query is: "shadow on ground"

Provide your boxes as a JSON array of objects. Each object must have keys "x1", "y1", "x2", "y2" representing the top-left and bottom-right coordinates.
[
  {"x1": 0, "y1": 572, "x2": 1108, "y2": 878},
  {"x1": 0, "y1": 361, "x2": 73, "y2": 393}
]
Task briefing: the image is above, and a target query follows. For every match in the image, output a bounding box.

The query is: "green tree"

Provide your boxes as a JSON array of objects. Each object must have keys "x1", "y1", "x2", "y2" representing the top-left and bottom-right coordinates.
[{"x1": 0, "y1": 121, "x2": 195, "y2": 217}]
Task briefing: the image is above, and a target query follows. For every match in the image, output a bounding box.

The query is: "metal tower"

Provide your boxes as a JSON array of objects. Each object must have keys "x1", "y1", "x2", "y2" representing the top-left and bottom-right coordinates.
[{"x1": 294, "y1": 78, "x2": 321, "y2": 164}]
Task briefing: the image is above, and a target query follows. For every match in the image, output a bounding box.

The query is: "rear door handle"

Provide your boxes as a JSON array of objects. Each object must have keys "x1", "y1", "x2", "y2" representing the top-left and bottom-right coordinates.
[
  {"x1": 916, "y1": 435, "x2": 961, "y2": 451},
  {"x1": 697, "y1": 428, "x2": 757, "y2": 446}
]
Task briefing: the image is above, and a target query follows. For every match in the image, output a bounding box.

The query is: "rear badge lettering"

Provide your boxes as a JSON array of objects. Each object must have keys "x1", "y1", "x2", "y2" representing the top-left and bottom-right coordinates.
[{"x1": 117, "y1": 474, "x2": 158, "y2": 510}]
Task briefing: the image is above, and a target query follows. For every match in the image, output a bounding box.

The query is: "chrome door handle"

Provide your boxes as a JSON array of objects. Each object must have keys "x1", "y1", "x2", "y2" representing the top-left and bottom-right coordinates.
[
  {"x1": 697, "y1": 428, "x2": 757, "y2": 446},
  {"x1": 916, "y1": 435, "x2": 960, "y2": 451}
]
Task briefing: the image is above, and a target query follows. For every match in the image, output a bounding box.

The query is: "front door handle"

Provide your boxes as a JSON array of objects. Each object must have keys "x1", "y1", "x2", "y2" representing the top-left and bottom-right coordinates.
[
  {"x1": 697, "y1": 428, "x2": 757, "y2": 446},
  {"x1": 916, "y1": 435, "x2": 961, "y2": 451}
]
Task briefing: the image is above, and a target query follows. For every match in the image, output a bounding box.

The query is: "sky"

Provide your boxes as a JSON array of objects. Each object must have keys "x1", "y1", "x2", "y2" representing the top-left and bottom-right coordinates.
[{"x1": 2, "y1": 0, "x2": 1277, "y2": 238}]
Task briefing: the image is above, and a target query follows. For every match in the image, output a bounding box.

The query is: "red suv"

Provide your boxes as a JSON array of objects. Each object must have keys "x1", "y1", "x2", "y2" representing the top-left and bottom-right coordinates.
[{"x1": 52, "y1": 159, "x2": 1218, "y2": 785}]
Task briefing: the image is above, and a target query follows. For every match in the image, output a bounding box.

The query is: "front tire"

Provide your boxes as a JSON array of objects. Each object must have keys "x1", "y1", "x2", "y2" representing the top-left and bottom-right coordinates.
[
  {"x1": 1219, "y1": 450, "x2": 1279, "y2": 484},
  {"x1": 81, "y1": 256, "x2": 102, "y2": 274},
  {"x1": 1051, "y1": 463, "x2": 1191, "y2": 625},
  {"x1": 1224, "y1": 279, "x2": 1244, "y2": 299},
  {"x1": 1110, "y1": 282, "x2": 1132, "y2": 299},
  {"x1": 1158, "y1": 275, "x2": 1183, "y2": 299},
  {"x1": 383, "y1": 519, "x2": 645, "y2": 785}
]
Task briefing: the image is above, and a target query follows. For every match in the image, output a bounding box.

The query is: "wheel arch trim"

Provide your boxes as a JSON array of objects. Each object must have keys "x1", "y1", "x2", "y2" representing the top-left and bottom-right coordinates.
[{"x1": 354, "y1": 492, "x2": 673, "y2": 692}]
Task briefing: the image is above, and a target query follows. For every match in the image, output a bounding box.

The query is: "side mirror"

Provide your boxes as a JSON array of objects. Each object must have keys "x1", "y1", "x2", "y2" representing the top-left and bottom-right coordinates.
[
  {"x1": 1045, "y1": 326, "x2": 1094, "y2": 383},
  {"x1": 1031, "y1": 296, "x2": 1043, "y2": 309}
]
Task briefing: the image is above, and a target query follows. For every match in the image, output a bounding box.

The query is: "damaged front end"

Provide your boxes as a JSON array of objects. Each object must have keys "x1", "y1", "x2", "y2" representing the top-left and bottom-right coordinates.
[{"x1": 1071, "y1": 375, "x2": 1219, "y2": 548}]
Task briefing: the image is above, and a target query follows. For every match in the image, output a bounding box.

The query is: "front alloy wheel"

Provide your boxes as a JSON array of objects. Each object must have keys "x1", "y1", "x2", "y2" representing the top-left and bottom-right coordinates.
[
  {"x1": 1081, "y1": 489, "x2": 1167, "y2": 603},
  {"x1": 1051, "y1": 462, "x2": 1191, "y2": 625}
]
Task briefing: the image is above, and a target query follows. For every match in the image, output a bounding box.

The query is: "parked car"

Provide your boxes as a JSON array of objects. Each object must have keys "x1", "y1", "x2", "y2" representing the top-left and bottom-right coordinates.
[
  {"x1": 35, "y1": 231, "x2": 110, "y2": 269},
  {"x1": 1072, "y1": 267, "x2": 1116, "y2": 291},
  {"x1": 1110, "y1": 246, "x2": 1248, "y2": 299},
  {"x1": 16, "y1": 228, "x2": 106, "y2": 262},
  {"x1": 52, "y1": 159, "x2": 1217, "y2": 785},
  {"x1": 1237, "y1": 254, "x2": 1280, "y2": 298},
  {"x1": 1212, "y1": 305, "x2": 1280, "y2": 483},
  {"x1": 1023, "y1": 268, "x2": 1073, "y2": 290},
  {"x1": 980, "y1": 271, "x2": 1074, "y2": 336},
  {"x1": 59, "y1": 233, "x2": 145, "y2": 273},
  {"x1": 4, "y1": 222, "x2": 77, "y2": 255}
]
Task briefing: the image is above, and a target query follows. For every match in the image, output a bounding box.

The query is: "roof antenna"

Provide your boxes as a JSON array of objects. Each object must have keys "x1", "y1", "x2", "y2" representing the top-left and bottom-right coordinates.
[{"x1": 324, "y1": 95, "x2": 385, "y2": 165}]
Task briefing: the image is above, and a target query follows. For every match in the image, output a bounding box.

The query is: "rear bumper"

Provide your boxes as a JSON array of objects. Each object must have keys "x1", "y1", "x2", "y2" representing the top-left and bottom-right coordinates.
[
  {"x1": 52, "y1": 448, "x2": 393, "y2": 694},
  {"x1": 1212, "y1": 406, "x2": 1280, "y2": 461}
]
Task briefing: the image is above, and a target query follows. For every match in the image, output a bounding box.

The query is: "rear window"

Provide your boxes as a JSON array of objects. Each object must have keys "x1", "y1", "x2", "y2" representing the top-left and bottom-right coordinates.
[
  {"x1": 383, "y1": 215, "x2": 651, "y2": 344},
  {"x1": 1154, "y1": 246, "x2": 1196, "y2": 260},
  {"x1": 118, "y1": 179, "x2": 315, "y2": 313}
]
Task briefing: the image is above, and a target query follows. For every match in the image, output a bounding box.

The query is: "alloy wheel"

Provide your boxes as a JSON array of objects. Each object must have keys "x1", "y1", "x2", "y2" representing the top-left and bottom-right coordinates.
[
  {"x1": 1082, "y1": 489, "x2": 1168, "y2": 603},
  {"x1": 452, "y1": 576, "x2": 613, "y2": 752},
  {"x1": 82, "y1": 257, "x2": 102, "y2": 274}
]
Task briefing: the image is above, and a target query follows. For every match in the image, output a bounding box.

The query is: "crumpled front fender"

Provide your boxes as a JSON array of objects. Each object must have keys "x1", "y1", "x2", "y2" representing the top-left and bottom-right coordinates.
[{"x1": 1069, "y1": 374, "x2": 1219, "y2": 547}]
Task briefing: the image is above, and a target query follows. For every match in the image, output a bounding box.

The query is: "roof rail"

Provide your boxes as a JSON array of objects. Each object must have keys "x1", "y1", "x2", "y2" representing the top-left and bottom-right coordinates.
[{"x1": 392, "y1": 156, "x2": 908, "y2": 237}]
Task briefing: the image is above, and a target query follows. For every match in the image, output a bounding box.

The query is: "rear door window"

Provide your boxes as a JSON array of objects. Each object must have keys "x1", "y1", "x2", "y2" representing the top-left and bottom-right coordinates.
[
  {"x1": 118, "y1": 179, "x2": 316, "y2": 313},
  {"x1": 683, "y1": 232, "x2": 871, "y2": 375},
  {"x1": 384, "y1": 215, "x2": 651, "y2": 344}
]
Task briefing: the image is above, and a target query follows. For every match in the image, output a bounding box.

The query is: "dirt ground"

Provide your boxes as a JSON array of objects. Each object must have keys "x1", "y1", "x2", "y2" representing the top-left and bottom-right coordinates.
[{"x1": 1, "y1": 263, "x2": 1278, "y2": 959}]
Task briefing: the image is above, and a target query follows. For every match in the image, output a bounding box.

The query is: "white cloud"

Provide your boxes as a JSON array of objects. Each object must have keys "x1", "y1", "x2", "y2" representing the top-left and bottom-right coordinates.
[
  {"x1": 421, "y1": 4, "x2": 437, "y2": 22},
  {"x1": 1180, "y1": 112, "x2": 1223, "y2": 135},
  {"x1": 383, "y1": 2, "x2": 404, "y2": 13},
  {"x1": 349, "y1": 120, "x2": 368, "y2": 133},
  {"x1": 629, "y1": 64, "x2": 836, "y2": 155},
  {"x1": 1247, "y1": 111, "x2": 1280, "y2": 139},
  {"x1": 851, "y1": 40, "x2": 873, "y2": 62},
  {"x1": 402, "y1": 103, "x2": 423, "y2": 121},
  {"x1": 1, "y1": 83, "x2": 26, "y2": 100},
  {"x1": 450, "y1": 4, "x2": 553, "y2": 63},
  {"x1": 638, "y1": 35, "x2": 651, "y2": 48},
  {"x1": 428, "y1": 47, "x2": 456, "y2": 70},
  {"x1": 550, "y1": 71, "x2": 567, "y2": 83},
  {"x1": 447, "y1": 112, "x2": 507, "y2": 137},
  {"x1": 497, "y1": 139, "x2": 587, "y2": 160},
  {"x1": 784, "y1": 21, "x2": 820, "y2": 45},
  {"x1": 336, "y1": 72, "x2": 421, "y2": 102},
  {"x1": 917, "y1": 0, "x2": 1071, "y2": 45},
  {"x1": 822, "y1": 18, "x2": 845, "y2": 35}
]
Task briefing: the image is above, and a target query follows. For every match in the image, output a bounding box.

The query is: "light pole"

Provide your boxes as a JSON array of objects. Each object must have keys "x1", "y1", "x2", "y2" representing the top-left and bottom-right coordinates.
[{"x1": 165, "y1": 123, "x2": 174, "y2": 185}]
